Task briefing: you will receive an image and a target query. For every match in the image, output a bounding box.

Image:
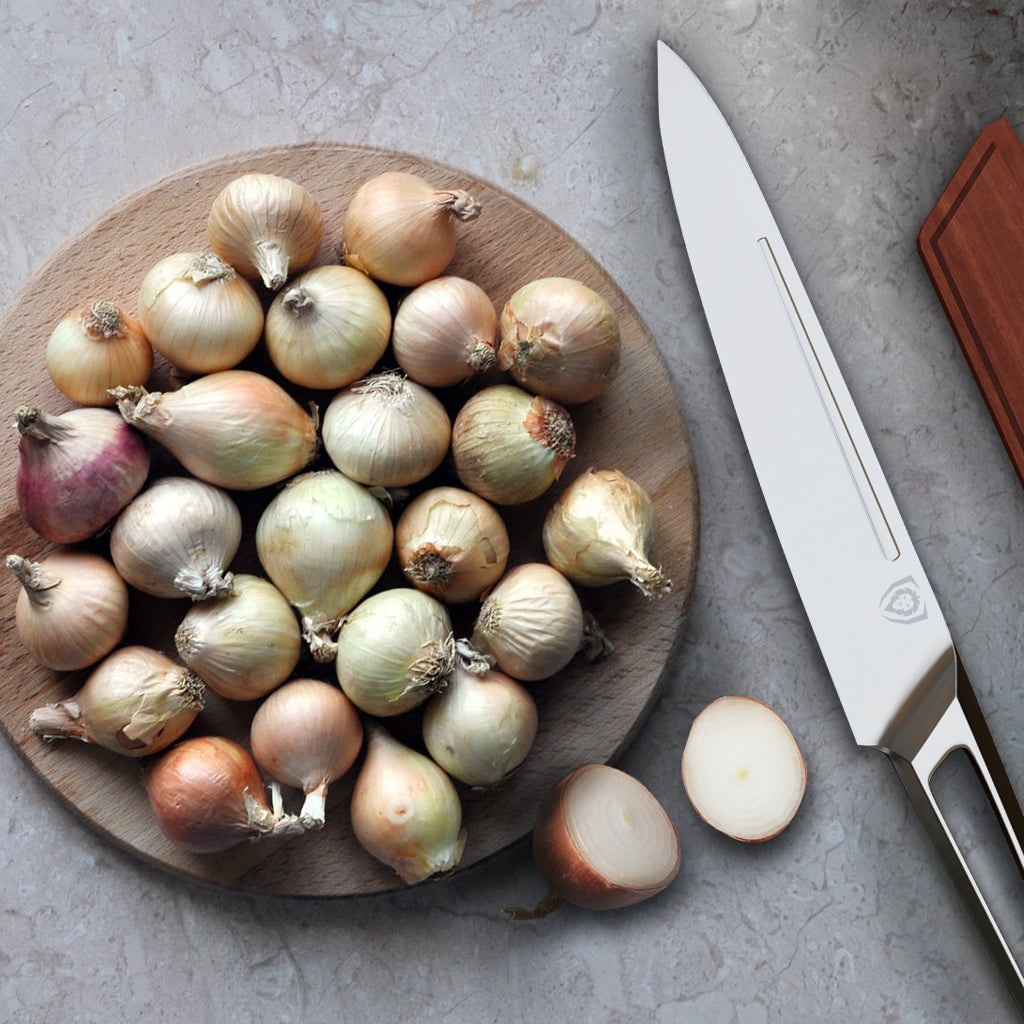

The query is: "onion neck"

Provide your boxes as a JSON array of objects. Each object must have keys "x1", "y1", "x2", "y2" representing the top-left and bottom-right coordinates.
[
  {"x1": 15, "y1": 406, "x2": 71, "y2": 444},
  {"x1": 5, "y1": 554, "x2": 60, "y2": 606},
  {"x1": 254, "y1": 239, "x2": 288, "y2": 291}
]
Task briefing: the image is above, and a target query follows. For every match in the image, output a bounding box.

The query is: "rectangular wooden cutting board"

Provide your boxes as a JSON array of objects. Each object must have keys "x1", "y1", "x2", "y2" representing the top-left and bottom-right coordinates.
[{"x1": 918, "y1": 118, "x2": 1024, "y2": 486}]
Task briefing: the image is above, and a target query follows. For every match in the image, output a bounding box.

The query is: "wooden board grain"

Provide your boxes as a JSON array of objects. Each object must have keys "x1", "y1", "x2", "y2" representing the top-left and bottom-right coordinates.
[
  {"x1": 0, "y1": 144, "x2": 700, "y2": 896},
  {"x1": 918, "y1": 118, "x2": 1024, "y2": 488}
]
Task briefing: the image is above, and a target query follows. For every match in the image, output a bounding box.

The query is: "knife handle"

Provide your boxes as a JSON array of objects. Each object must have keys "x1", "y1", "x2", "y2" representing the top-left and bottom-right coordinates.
[{"x1": 888, "y1": 657, "x2": 1024, "y2": 1013}]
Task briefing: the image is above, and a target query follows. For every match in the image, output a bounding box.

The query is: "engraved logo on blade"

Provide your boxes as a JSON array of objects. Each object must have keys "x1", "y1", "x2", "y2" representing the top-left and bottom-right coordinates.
[{"x1": 880, "y1": 577, "x2": 927, "y2": 624}]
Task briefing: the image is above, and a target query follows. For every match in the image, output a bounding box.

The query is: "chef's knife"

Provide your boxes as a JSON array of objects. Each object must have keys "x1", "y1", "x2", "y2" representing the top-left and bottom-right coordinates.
[{"x1": 656, "y1": 39, "x2": 1024, "y2": 1008}]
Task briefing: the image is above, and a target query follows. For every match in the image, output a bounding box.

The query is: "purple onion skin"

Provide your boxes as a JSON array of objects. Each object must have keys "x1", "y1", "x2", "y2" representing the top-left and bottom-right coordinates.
[{"x1": 17, "y1": 409, "x2": 151, "y2": 544}]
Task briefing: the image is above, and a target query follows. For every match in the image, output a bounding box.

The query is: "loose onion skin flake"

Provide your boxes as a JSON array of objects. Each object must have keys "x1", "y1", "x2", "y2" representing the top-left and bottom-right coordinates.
[
  {"x1": 681, "y1": 695, "x2": 807, "y2": 843},
  {"x1": 506, "y1": 763, "x2": 681, "y2": 917}
]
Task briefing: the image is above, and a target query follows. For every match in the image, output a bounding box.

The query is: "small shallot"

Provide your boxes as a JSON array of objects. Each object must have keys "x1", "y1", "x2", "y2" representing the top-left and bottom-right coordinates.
[
  {"x1": 29, "y1": 645, "x2": 205, "y2": 758},
  {"x1": 350, "y1": 722, "x2": 466, "y2": 885},
  {"x1": 111, "y1": 370, "x2": 318, "y2": 491},
  {"x1": 451, "y1": 384, "x2": 575, "y2": 505},
  {"x1": 321, "y1": 371, "x2": 451, "y2": 489},
  {"x1": 264, "y1": 264, "x2": 392, "y2": 389},
  {"x1": 342, "y1": 170, "x2": 481, "y2": 287},
  {"x1": 681, "y1": 695, "x2": 807, "y2": 843},
  {"x1": 207, "y1": 171, "x2": 325, "y2": 291},
  {"x1": 145, "y1": 735, "x2": 304, "y2": 853},
  {"x1": 110, "y1": 476, "x2": 241, "y2": 600},
  {"x1": 507, "y1": 764, "x2": 681, "y2": 916},
  {"x1": 335, "y1": 587, "x2": 455, "y2": 717},
  {"x1": 395, "y1": 485, "x2": 510, "y2": 604},
  {"x1": 45, "y1": 300, "x2": 153, "y2": 406},
  {"x1": 15, "y1": 405, "x2": 150, "y2": 544},
  {"x1": 250, "y1": 678, "x2": 364, "y2": 829},
  {"x1": 470, "y1": 563, "x2": 584, "y2": 682},
  {"x1": 6, "y1": 550, "x2": 129, "y2": 671},
  {"x1": 422, "y1": 663, "x2": 538, "y2": 788},
  {"x1": 497, "y1": 277, "x2": 620, "y2": 404},
  {"x1": 392, "y1": 276, "x2": 497, "y2": 387},
  {"x1": 174, "y1": 574, "x2": 301, "y2": 700},
  {"x1": 255, "y1": 470, "x2": 393, "y2": 662},
  {"x1": 137, "y1": 251, "x2": 264, "y2": 373},
  {"x1": 542, "y1": 468, "x2": 671, "y2": 598}
]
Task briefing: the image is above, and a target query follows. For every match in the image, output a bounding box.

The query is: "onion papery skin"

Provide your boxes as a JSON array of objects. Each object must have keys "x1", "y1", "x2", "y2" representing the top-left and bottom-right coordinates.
[
  {"x1": 255, "y1": 470, "x2": 393, "y2": 663},
  {"x1": 15, "y1": 405, "x2": 151, "y2": 545},
  {"x1": 264, "y1": 264, "x2": 392, "y2": 390},
  {"x1": 350, "y1": 723, "x2": 467, "y2": 885},
  {"x1": 395, "y1": 485, "x2": 510, "y2": 605},
  {"x1": 250, "y1": 678, "x2": 363, "y2": 829},
  {"x1": 532, "y1": 764, "x2": 681, "y2": 910},
  {"x1": 174, "y1": 574, "x2": 301, "y2": 700},
  {"x1": 8, "y1": 550, "x2": 129, "y2": 672},
  {"x1": 335, "y1": 588, "x2": 455, "y2": 717},
  {"x1": 145, "y1": 735, "x2": 298, "y2": 853},
  {"x1": 112, "y1": 370, "x2": 318, "y2": 491}
]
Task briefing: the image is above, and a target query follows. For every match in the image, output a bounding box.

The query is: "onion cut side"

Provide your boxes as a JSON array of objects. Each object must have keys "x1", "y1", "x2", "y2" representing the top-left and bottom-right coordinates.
[
  {"x1": 681, "y1": 695, "x2": 807, "y2": 843},
  {"x1": 531, "y1": 763, "x2": 681, "y2": 910}
]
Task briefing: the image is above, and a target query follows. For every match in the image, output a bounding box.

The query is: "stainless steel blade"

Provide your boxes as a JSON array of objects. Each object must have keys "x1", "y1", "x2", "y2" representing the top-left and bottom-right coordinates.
[{"x1": 656, "y1": 40, "x2": 953, "y2": 758}]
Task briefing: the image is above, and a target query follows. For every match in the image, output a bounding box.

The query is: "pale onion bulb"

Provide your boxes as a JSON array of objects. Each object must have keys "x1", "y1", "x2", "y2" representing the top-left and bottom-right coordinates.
[
  {"x1": 342, "y1": 170, "x2": 481, "y2": 287},
  {"x1": 395, "y1": 485, "x2": 510, "y2": 604},
  {"x1": 174, "y1": 574, "x2": 301, "y2": 700},
  {"x1": 255, "y1": 470, "x2": 393, "y2": 662},
  {"x1": 392, "y1": 276, "x2": 497, "y2": 387},
  {"x1": 350, "y1": 722, "x2": 467, "y2": 885},
  {"x1": 497, "y1": 277, "x2": 621, "y2": 404},
  {"x1": 137, "y1": 251, "x2": 264, "y2": 373},
  {"x1": 471, "y1": 562, "x2": 584, "y2": 682},
  {"x1": 542, "y1": 468, "x2": 672, "y2": 598},
  {"x1": 264, "y1": 264, "x2": 392, "y2": 389},
  {"x1": 29, "y1": 645, "x2": 205, "y2": 758},
  {"x1": 321, "y1": 371, "x2": 451, "y2": 488},
  {"x1": 45, "y1": 300, "x2": 153, "y2": 406},
  {"x1": 681, "y1": 695, "x2": 807, "y2": 843},
  {"x1": 451, "y1": 384, "x2": 575, "y2": 505},
  {"x1": 6, "y1": 550, "x2": 129, "y2": 671},
  {"x1": 110, "y1": 476, "x2": 242, "y2": 600},
  {"x1": 422, "y1": 663, "x2": 538, "y2": 788},
  {"x1": 335, "y1": 588, "x2": 455, "y2": 717},
  {"x1": 111, "y1": 370, "x2": 319, "y2": 491},
  {"x1": 207, "y1": 171, "x2": 325, "y2": 291},
  {"x1": 250, "y1": 678, "x2": 364, "y2": 829},
  {"x1": 145, "y1": 735, "x2": 304, "y2": 853}
]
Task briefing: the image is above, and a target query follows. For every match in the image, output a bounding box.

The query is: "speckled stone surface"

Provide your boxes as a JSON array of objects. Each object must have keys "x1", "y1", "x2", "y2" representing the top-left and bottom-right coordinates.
[{"x1": 3, "y1": 2, "x2": 1024, "y2": 1021}]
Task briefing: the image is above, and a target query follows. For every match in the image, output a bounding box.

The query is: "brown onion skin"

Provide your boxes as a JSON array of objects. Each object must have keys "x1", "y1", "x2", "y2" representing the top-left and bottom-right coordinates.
[
  {"x1": 532, "y1": 766, "x2": 681, "y2": 911},
  {"x1": 144, "y1": 736, "x2": 270, "y2": 854},
  {"x1": 17, "y1": 409, "x2": 150, "y2": 544}
]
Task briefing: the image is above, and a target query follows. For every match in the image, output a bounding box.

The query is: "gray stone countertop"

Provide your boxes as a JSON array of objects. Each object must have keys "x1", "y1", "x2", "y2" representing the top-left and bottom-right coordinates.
[{"x1": 2, "y1": 2, "x2": 1024, "y2": 1021}]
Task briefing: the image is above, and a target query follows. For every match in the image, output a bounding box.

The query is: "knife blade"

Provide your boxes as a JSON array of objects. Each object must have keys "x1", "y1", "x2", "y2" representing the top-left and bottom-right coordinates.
[{"x1": 656, "y1": 39, "x2": 1024, "y2": 1008}]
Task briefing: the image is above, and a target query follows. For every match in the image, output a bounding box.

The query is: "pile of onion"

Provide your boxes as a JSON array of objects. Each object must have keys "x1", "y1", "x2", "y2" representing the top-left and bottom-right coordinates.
[{"x1": 6, "y1": 162, "x2": 690, "y2": 905}]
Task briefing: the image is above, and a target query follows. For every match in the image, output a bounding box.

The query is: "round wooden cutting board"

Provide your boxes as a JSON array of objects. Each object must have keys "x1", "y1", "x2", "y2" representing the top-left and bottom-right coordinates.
[{"x1": 0, "y1": 144, "x2": 700, "y2": 896}]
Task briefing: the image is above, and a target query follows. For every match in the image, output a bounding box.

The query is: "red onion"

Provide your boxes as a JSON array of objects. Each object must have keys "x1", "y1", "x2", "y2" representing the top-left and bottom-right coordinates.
[{"x1": 15, "y1": 405, "x2": 150, "y2": 544}]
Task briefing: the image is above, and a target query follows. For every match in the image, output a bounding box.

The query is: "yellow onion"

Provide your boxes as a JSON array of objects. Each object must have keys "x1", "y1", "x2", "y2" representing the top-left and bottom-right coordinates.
[
  {"x1": 395, "y1": 485, "x2": 509, "y2": 604},
  {"x1": 28, "y1": 645, "x2": 205, "y2": 758},
  {"x1": 392, "y1": 276, "x2": 497, "y2": 387},
  {"x1": 542, "y1": 468, "x2": 672, "y2": 598},
  {"x1": 350, "y1": 722, "x2": 466, "y2": 885},
  {"x1": 342, "y1": 170, "x2": 481, "y2": 287},
  {"x1": 264, "y1": 264, "x2": 392, "y2": 389},
  {"x1": 255, "y1": 470, "x2": 393, "y2": 662},
  {"x1": 497, "y1": 277, "x2": 620, "y2": 404},
  {"x1": 111, "y1": 370, "x2": 318, "y2": 491},
  {"x1": 45, "y1": 300, "x2": 153, "y2": 406},
  {"x1": 207, "y1": 171, "x2": 325, "y2": 291},
  {"x1": 6, "y1": 550, "x2": 129, "y2": 671},
  {"x1": 451, "y1": 384, "x2": 575, "y2": 505},
  {"x1": 137, "y1": 251, "x2": 264, "y2": 373}
]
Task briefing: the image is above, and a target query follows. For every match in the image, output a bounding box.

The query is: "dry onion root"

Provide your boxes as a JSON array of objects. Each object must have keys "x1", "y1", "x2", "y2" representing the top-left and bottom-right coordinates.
[
  {"x1": 504, "y1": 763, "x2": 681, "y2": 918},
  {"x1": 681, "y1": 695, "x2": 807, "y2": 843}
]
